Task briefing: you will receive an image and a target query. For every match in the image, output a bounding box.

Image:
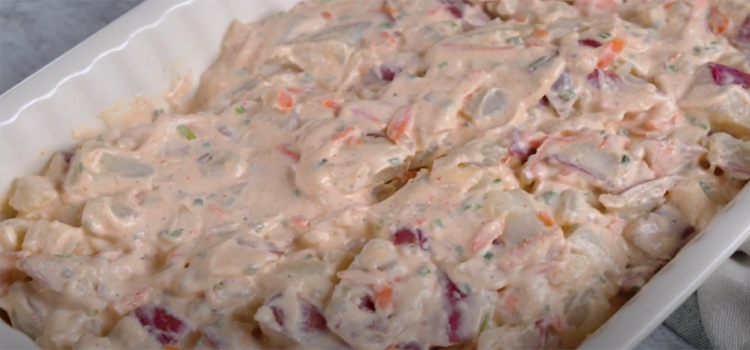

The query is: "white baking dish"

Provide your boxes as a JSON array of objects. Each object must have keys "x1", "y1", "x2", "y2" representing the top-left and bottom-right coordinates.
[{"x1": 1, "y1": 0, "x2": 749, "y2": 349}]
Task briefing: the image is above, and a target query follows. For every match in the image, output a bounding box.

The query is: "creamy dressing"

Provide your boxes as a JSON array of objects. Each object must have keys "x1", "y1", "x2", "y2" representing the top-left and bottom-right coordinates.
[{"x1": 3, "y1": 0, "x2": 750, "y2": 349}]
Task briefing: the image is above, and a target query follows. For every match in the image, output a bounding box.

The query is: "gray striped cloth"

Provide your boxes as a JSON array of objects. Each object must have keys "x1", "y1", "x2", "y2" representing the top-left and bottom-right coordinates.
[{"x1": 665, "y1": 239, "x2": 750, "y2": 350}]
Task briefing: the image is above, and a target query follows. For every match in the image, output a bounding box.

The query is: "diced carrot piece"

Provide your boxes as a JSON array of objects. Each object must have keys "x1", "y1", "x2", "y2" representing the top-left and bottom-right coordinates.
[
  {"x1": 375, "y1": 284, "x2": 394, "y2": 310},
  {"x1": 386, "y1": 105, "x2": 415, "y2": 143},
  {"x1": 516, "y1": 16, "x2": 528, "y2": 23},
  {"x1": 321, "y1": 11, "x2": 333, "y2": 20},
  {"x1": 594, "y1": 0, "x2": 617, "y2": 10},
  {"x1": 164, "y1": 346, "x2": 183, "y2": 350},
  {"x1": 289, "y1": 215, "x2": 309, "y2": 229},
  {"x1": 277, "y1": 90, "x2": 294, "y2": 111},
  {"x1": 597, "y1": 38, "x2": 626, "y2": 69},
  {"x1": 534, "y1": 29, "x2": 550, "y2": 38},
  {"x1": 504, "y1": 292, "x2": 519, "y2": 310},
  {"x1": 345, "y1": 136, "x2": 364, "y2": 146},
  {"x1": 209, "y1": 205, "x2": 226, "y2": 216},
  {"x1": 664, "y1": 1, "x2": 675, "y2": 9},
  {"x1": 382, "y1": 3, "x2": 397, "y2": 16},
  {"x1": 277, "y1": 144, "x2": 301, "y2": 162},
  {"x1": 380, "y1": 31, "x2": 397, "y2": 44},
  {"x1": 538, "y1": 211, "x2": 555, "y2": 227},
  {"x1": 331, "y1": 126, "x2": 355, "y2": 142},
  {"x1": 709, "y1": 7, "x2": 730, "y2": 35},
  {"x1": 401, "y1": 170, "x2": 418, "y2": 181},
  {"x1": 322, "y1": 99, "x2": 338, "y2": 109}
]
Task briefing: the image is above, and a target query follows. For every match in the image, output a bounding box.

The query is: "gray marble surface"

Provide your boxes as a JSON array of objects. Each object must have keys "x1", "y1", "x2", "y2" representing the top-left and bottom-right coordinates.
[{"x1": 0, "y1": 1, "x2": 698, "y2": 349}]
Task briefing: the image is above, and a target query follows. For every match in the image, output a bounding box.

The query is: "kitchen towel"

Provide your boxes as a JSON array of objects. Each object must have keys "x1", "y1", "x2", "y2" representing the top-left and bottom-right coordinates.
[{"x1": 666, "y1": 239, "x2": 750, "y2": 349}]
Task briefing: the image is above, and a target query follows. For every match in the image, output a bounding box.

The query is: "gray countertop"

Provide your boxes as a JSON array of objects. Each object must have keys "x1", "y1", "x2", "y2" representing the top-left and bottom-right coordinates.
[{"x1": 0, "y1": 1, "x2": 697, "y2": 349}]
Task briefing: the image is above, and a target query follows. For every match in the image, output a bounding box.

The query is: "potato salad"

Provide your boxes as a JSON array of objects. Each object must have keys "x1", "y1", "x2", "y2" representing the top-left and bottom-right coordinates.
[{"x1": 2, "y1": 0, "x2": 750, "y2": 349}]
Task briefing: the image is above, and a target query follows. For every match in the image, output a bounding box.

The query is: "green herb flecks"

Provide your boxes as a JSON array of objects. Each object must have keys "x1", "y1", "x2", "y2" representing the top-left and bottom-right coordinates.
[
  {"x1": 483, "y1": 252, "x2": 494, "y2": 261},
  {"x1": 177, "y1": 125, "x2": 197, "y2": 140},
  {"x1": 235, "y1": 105, "x2": 247, "y2": 114},
  {"x1": 598, "y1": 32, "x2": 612, "y2": 39},
  {"x1": 417, "y1": 266, "x2": 431, "y2": 276},
  {"x1": 435, "y1": 219, "x2": 445, "y2": 228},
  {"x1": 245, "y1": 264, "x2": 258, "y2": 274},
  {"x1": 507, "y1": 36, "x2": 522, "y2": 45},
  {"x1": 193, "y1": 198, "x2": 204, "y2": 206},
  {"x1": 438, "y1": 61, "x2": 449, "y2": 69},
  {"x1": 686, "y1": 115, "x2": 709, "y2": 130}
]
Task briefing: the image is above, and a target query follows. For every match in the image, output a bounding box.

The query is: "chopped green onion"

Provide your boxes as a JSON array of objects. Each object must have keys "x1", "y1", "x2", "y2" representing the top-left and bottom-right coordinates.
[
  {"x1": 730, "y1": 176, "x2": 738, "y2": 182},
  {"x1": 529, "y1": 56, "x2": 550, "y2": 71},
  {"x1": 455, "y1": 246, "x2": 464, "y2": 256},
  {"x1": 78, "y1": 163, "x2": 84, "y2": 172},
  {"x1": 508, "y1": 36, "x2": 522, "y2": 45},
  {"x1": 480, "y1": 313, "x2": 491, "y2": 332},
  {"x1": 245, "y1": 265, "x2": 258, "y2": 274},
  {"x1": 493, "y1": 178, "x2": 503, "y2": 183},
  {"x1": 201, "y1": 142, "x2": 211, "y2": 149},
  {"x1": 235, "y1": 105, "x2": 247, "y2": 114},
  {"x1": 461, "y1": 283, "x2": 474, "y2": 294},
  {"x1": 242, "y1": 118, "x2": 251, "y2": 125},
  {"x1": 224, "y1": 197, "x2": 235, "y2": 207},
  {"x1": 379, "y1": 22, "x2": 393, "y2": 29},
  {"x1": 167, "y1": 229, "x2": 184, "y2": 238},
  {"x1": 598, "y1": 32, "x2": 612, "y2": 39},
  {"x1": 315, "y1": 158, "x2": 329, "y2": 167},
  {"x1": 699, "y1": 181, "x2": 712, "y2": 194},
  {"x1": 375, "y1": 220, "x2": 383, "y2": 232},
  {"x1": 668, "y1": 65, "x2": 678, "y2": 72},
  {"x1": 621, "y1": 154, "x2": 631, "y2": 165},
  {"x1": 541, "y1": 191, "x2": 558, "y2": 205},
  {"x1": 438, "y1": 61, "x2": 449, "y2": 69},
  {"x1": 417, "y1": 266, "x2": 431, "y2": 276},
  {"x1": 213, "y1": 281, "x2": 225, "y2": 290},
  {"x1": 545, "y1": 304, "x2": 551, "y2": 312},
  {"x1": 597, "y1": 275, "x2": 606, "y2": 284},
  {"x1": 193, "y1": 198, "x2": 204, "y2": 206},
  {"x1": 435, "y1": 219, "x2": 445, "y2": 228},
  {"x1": 558, "y1": 89, "x2": 576, "y2": 101},
  {"x1": 444, "y1": 21, "x2": 458, "y2": 28},
  {"x1": 686, "y1": 115, "x2": 709, "y2": 130},
  {"x1": 177, "y1": 125, "x2": 197, "y2": 140},
  {"x1": 483, "y1": 252, "x2": 494, "y2": 260}
]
